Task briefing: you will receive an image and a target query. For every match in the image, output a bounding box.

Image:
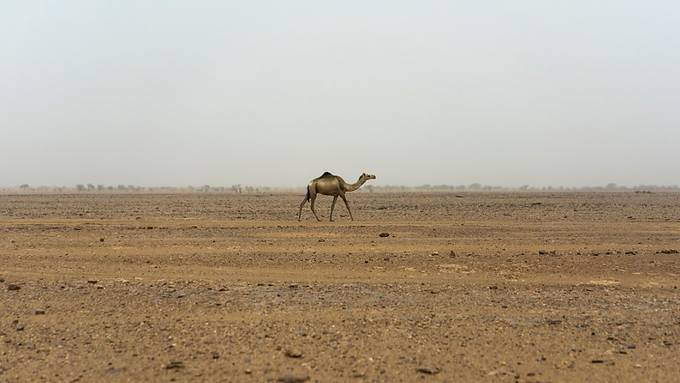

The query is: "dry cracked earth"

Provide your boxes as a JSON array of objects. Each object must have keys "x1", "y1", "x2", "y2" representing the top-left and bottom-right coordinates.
[{"x1": 1, "y1": 192, "x2": 680, "y2": 382}]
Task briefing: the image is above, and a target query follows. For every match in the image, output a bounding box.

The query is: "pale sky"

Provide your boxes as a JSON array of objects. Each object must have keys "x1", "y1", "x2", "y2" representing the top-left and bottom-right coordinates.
[{"x1": 1, "y1": 1, "x2": 678, "y2": 187}]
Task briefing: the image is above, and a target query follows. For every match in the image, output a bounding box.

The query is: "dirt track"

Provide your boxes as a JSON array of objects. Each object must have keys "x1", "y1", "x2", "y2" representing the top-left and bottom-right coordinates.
[{"x1": 1, "y1": 192, "x2": 680, "y2": 382}]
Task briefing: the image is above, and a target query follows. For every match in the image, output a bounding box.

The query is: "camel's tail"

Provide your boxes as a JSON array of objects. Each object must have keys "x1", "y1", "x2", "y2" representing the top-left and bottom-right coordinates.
[{"x1": 304, "y1": 186, "x2": 311, "y2": 202}]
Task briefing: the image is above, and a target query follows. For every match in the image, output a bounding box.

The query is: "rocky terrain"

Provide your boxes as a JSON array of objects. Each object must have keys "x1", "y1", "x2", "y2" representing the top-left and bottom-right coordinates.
[{"x1": 1, "y1": 192, "x2": 679, "y2": 382}]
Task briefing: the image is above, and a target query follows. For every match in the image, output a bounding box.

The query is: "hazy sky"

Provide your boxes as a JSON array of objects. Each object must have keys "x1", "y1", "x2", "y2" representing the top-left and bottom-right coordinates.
[{"x1": 2, "y1": 1, "x2": 679, "y2": 187}]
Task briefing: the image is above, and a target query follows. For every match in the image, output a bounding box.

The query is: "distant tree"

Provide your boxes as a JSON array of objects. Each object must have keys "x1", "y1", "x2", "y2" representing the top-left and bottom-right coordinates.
[
  {"x1": 606, "y1": 183, "x2": 617, "y2": 189},
  {"x1": 19, "y1": 184, "x2": 30, "y2": 189},
  {"x1": 87, "y1": 184, "x2": 95, "y2": 191},
  {"x1": 117, "y1": 184, "x2": 127, "y2": 191},
  {"x1": 97, "y1": 184, "x2": 104, "y2": 191},
  {"x1": 76, "y1": 184, "x2": 85, "y2": 191},
  {"x1": 519, "y1": 185, "x2": 530, "y2": 191},
  {"x1": 468, "y1": 183, "x2": 482, "y2": 190}
]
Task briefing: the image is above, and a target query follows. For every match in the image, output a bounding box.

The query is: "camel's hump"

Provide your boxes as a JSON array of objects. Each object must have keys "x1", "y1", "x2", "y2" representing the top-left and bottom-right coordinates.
[{"x1": 321, "y1": 171, "x2": 334, "y2": 177}]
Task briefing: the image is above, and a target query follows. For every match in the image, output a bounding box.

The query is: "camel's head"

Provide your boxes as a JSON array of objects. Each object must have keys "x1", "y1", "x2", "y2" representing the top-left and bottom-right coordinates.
[{"x1": 361, "y1": 173, "x2": 376, "y2": 181}]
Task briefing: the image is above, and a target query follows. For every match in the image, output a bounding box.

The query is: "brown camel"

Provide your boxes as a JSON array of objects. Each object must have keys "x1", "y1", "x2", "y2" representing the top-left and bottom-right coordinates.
[{"x1": 298, "y1": 172, "x2": 376, "y2": 221}]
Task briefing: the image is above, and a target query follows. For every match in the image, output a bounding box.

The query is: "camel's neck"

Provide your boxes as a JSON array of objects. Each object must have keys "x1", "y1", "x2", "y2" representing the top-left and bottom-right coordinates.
[{"x1": 343, "y1": 176, "x2": 366, "y2": 192}]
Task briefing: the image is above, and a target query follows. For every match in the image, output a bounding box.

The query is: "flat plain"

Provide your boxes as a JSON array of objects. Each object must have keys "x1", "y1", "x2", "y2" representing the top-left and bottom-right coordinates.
[{"x1": 1, "y1": 192, "x2": 679, "y2": 382}]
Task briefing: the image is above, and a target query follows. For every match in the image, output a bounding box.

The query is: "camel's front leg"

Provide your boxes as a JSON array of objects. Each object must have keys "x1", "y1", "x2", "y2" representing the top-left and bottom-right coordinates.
[
  {"x1": 340, "y1": 194, "x2": 353, "y2": 221},
  {"x1": 329, "y1": 195, "x2": 338, "y2": 222},
  {"x1": 310, "y1": 194, "x2": 321, "y2": 221}
]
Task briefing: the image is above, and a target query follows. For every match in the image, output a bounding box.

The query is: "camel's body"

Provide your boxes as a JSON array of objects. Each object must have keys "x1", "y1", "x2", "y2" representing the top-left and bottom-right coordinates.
[{"x1": 298, "y1": 172, "x2": 376, "y2": 221}]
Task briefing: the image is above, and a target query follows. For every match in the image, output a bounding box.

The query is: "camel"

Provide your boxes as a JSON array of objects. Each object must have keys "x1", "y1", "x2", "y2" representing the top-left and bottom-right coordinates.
[{"x1": 298, "y1": 172, "x2": 376, "y2": 221}]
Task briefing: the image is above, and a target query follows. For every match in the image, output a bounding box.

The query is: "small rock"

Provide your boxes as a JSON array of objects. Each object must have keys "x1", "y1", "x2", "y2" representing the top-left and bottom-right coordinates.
[
  {"x1": 318, "y1": 239, "x2": 325, "y2": 242},
  {"x1": 35, "y1": 309, "x2": 46, "y2": 315},
  {"x1": 416, "y1": 367, "x2": 441, "y2": 375},
  {"x1": 288, "y1": 284, "x2": 299, "y2": 289},
  {"x1": 211, "y1": 351, "x2": 220, "y2": 359},
  {"x1": 244, "y1": 369, "x2": 252, "y2": 374},
  {"x1": 7, "y1": 284, "x2": 20, "y2": 291},
  {"x1": 378, "y1": 232, "x2": 390, "y2": 238},
  {"x1": 99, "y1": 238, "x2": 105, "y2": 242},
  {"x1": 277, "y1": 373, "x2": 309, "y2": 383},
  {"x1": 591, "y1": 359, "x2": 605, "y2": 364},
  {"x1": 165, "y1": 361, "x2": 184, "y2": 370},
  {"x1": 431, "y1": 251, "x2": 439, "y2": 256},
  {"x1": 284, "y1": 349, "x2": 303, "y2": 358},
  {"x1": 449, "y1": 251, "x2": 456, "y2": 257},
  {"x1": 16, "y1": 324, "x2": 25, "y2": 331},
  {"x1": 87, "y1": 280, "x2": 98, "y2": 284}
]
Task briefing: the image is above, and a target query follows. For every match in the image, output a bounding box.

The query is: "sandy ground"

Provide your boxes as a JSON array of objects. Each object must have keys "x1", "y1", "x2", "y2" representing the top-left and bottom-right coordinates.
[{"x1": 1, "y1": 192, "x2": 679, "y2": 382}]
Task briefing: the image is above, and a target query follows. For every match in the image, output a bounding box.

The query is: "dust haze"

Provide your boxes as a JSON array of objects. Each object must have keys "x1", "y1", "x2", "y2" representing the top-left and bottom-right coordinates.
[{"x1": 1, "y1": 1, "x2": 679, "y2": 187}]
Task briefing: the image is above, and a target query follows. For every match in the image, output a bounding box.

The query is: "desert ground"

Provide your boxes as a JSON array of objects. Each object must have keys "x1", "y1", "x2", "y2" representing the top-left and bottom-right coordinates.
[{"x1": 1, "y1": 192, "x2": 679, "y2": 382}]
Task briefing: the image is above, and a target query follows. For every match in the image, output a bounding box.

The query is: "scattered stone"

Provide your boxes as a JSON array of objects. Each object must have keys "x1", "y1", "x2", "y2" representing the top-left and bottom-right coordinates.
[
  {"x1": 489, "y1": 285, "x2": 498, "y2": 290},
  {"x1": 99, "y1": 238, "x2": 105, "y2": 242},
  {"x1": 73, "y1": 227, "x2": 82, "y2": 231},
  {"x1": 165, "y1": 361, "x2": 184, "y2": 370},
  {"x1": 0, "y1": 277, "x2": 4, "y2": 283},
  {"x1": 657, "y1": 249, "x2": 679, "y2": 254},
  {"x1": 288, "y1": 284, "x2": 299, "y2": 289},
  {"x1": 146, "y1": 226, "x2": 154, "y2": 230},
  {"x1": 277, "y1": 373, "x2": 309, "y2": 383},
  {"x1": 538, "y1": 250, "x2": 557, "y2": 256},
  {"x1": 87, "y1": 280, "x2": 98, "y2": 284},
  {"x1": 530, "y1": 202, "x2": 542, "y2": 206},
  {"x1": 378, "y1": 232, "x2": 390, "y2": 238},
  {"x1": 7, "y1": 284, "x2": 20, "y2": 291},
  {"x1": 244, "y1": 369, "x2": 252, "y2": 374},
  {"x1": 591, "y1": 359, "x2": 605, "y2": 364},
  {"x1": 284, "y1": 349, "x2": 303, "y2": 358},
  {"x1": 627, "y1": 344, "x2": 636, "y2": 349},
  {"x1": 211, "y1": 351, "x2": 220, "y2": 359},
  {"x1": 318, "y1": 239, "x2": 325, "y2": 242},
  {"x1": 35, "y1": 309, "x2": 46, "y2": 315},
  {"x1": 416, "y1": 366, "x2": 441, "y2": 375},
  {"x1": 16, "y1": 324, "x2": 25, "y2": 331},
  {"x1": 431, "y1": 251, "x2": 439, "y2": 256},
  {"x1": 625, "y1": 251, "x2": 637, "y2": 255},
  {"x1": 449, "y1": 251, "x2": 456, "y2": 257},
  {"x1": 547, "y1": 319, "x2": 562, "y2": 325}
]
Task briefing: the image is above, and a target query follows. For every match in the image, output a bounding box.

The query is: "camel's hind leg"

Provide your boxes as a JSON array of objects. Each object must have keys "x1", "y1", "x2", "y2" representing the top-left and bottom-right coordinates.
[
  {"x1": 329, "y1": 195, "x2": 338, "y2": 222},
  {"x1": 298, "y1": 196, "x2": 308, "y2": 221},
  {"x1": 340, "y1": 193, "x2": 354, "y2": 221},
  {"x1": 310, "y1": 193, "x2": 321, "y2": 222}
]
